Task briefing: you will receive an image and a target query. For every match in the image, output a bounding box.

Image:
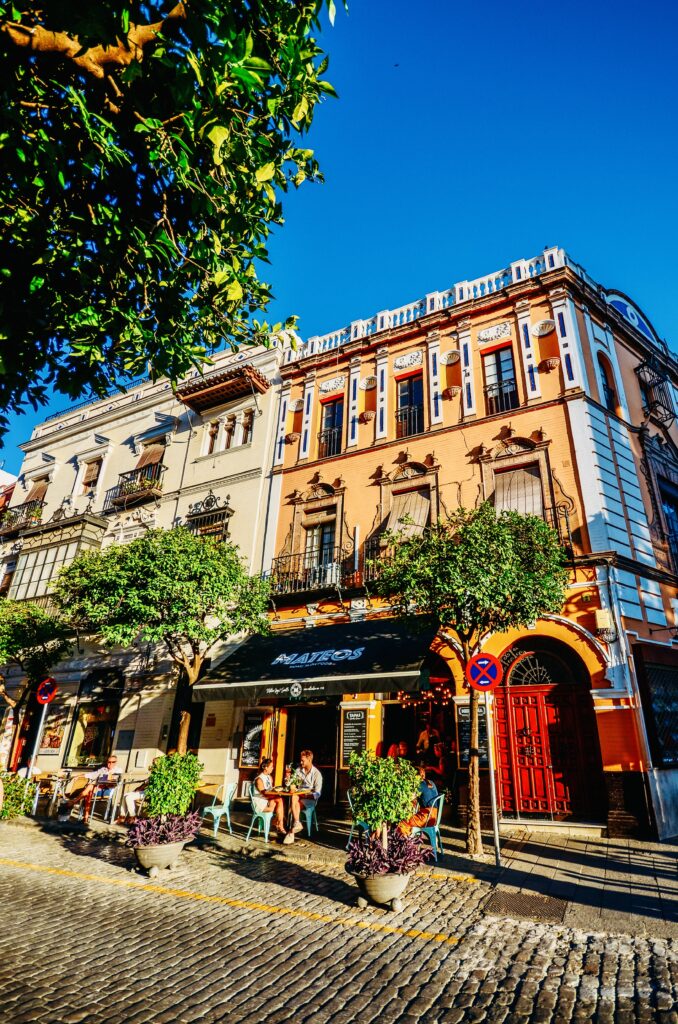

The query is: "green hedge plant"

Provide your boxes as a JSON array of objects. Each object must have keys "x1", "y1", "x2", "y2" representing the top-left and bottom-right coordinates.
[
  {"x1": 142, "y1": 753, "x2": 203, "y2": 817},
  {"x1": 348, "y1": 751, "x2": 420, "y2": 850}
]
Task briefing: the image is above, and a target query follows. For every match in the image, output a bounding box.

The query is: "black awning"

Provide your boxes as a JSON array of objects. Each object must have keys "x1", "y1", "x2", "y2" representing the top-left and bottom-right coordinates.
[{"x1": 193, "y1": 618, "x2": 437, "y2": 703}]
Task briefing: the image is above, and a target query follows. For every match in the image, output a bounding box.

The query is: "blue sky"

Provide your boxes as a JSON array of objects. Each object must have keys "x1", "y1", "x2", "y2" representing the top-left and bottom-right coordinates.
[{"x1": 2, "y1": 0, "x2": 677, "y2": 474}]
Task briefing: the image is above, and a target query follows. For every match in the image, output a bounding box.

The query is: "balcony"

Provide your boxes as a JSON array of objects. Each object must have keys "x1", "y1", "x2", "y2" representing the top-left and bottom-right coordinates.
[
  {"x1": 636, "y1": 358, "x2": 675, "y2": 427},
  {"x1": 105, "y1": 464, "x2": 165, "y2": 511},
  {"x1": 544, "y1": 505, "x2": 574, "y2": 556},
  {"x1": 0, "y1": 500, "x2": 45, "y2": 537},
  {"x1": 317, "y1": 427, "x2": 342, "y2": 460},
  {"x1": 185, "y1": 490, "x2": 234, "y2": 541},
  {"x1": 267, "y1": 547, "x2": 352, "y2": 595},
  {"x1": 484, "y1": 379, "x2": 519, "y2": 416},
  {"x1": 395, "y1": 404, "x2": 424, "y2": 439}
]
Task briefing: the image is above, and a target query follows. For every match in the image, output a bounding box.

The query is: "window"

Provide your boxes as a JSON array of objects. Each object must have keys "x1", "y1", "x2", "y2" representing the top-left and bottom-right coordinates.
[
  {"x1": 205, "y1": 422, "x2": 219, "y2": 456},
  {"x1": 482, "y1": 348, "x2": 519, "y2": 415},
  {"x1": 25, "y1": 476, "x2": 49, "y2": 503},
  {"x1": 494, "y1": 465, "x2": 544, "y2": 516},
  {"x1": 136, "y1": 442, "x2": 164, "y2": 470},
  {"x1": 9, "y1": 541, "x2": 80, "y2": 601},
  {"x1": 658, "y1": 479, "x2": 678, "y2": 569},
  {"x1": 640, "y1": 663, "x2": 678, "y2": 767},
  {"x1": 636, "y1": 357, "x2": 675, "y2": 426},
  {"x1": 304, "y1": 521, "x2": 336, "y2": 568},
  {"x1": 385, "y1": 489, "x2": 431, "y2": 539},
  {"x1": 597, "y1": 355, "x2": 618, "y2": 414},
  {"x1": 396, "y1": 375, "x2": 424, "y2": 438},
  {"x1": 64, "y1": 670, "x2": 124, "y2": 769},
  {"x1": 242, "y1": 410, "x2": 254, "y2": 446},
  {"x1": 82, "y1": 458, "x2": 102, "y2": 494},
  {"x1": 318, "y1": 399, "x2": 343, "y2": 458}
]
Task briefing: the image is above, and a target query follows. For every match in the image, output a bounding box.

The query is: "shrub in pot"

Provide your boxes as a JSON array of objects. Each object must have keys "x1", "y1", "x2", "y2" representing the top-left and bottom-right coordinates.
[
  {"x1": 346, "y1": 750, "x2": 430, "y2": 910},
  {"x1": 126, "y1": 753, "x2": 203, "y2": 877},
  {"x1": 0, "y1": 771, "x2": 37, "y2": 821}
]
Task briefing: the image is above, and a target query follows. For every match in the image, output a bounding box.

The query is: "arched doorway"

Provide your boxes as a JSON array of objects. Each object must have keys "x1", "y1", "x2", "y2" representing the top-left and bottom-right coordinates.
[{"x1": 495, "y1": 638, "x2": 606, "y2": 821}]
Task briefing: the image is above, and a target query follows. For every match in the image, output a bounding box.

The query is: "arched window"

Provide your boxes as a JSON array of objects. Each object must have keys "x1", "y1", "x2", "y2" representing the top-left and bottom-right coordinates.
[{"x1": 597, "y1": 353, "x2": 618, "y2": 414}]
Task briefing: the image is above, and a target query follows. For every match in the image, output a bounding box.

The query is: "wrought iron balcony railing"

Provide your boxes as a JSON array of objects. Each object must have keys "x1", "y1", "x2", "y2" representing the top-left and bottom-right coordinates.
[
  {"x1": 484, "y1": 378, "x2": 519, "y2": 416},
  {"x1": 105, "y1": 464, "x2": 166, "y2": 511},
  {"x1": 543, "y1": 505, "x2": 574, "y2": 556},
  {"x1": 317, "y1": 426, "x2": 342, "y2": 460},
  {"x1": 0, "y1": 500, "x2": 46, "y2": 536},
  {"x1": 395, "y1": 404, "x2": 424, "y2": 439},
  {"x1": 267, "y1": 546, "x2": 352, "y2": 595}
]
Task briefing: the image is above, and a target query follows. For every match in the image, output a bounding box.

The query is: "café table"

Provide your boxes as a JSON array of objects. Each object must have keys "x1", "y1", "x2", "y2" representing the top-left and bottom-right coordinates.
[{"x1": 264, "y1": 787, "x2": 313, "y2": 831}]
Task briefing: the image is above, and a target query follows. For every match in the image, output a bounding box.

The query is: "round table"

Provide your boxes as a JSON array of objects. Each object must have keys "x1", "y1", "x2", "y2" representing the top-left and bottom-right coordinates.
[{"x1": 264, "y1": 789, "x2": 313, "y2": 832}]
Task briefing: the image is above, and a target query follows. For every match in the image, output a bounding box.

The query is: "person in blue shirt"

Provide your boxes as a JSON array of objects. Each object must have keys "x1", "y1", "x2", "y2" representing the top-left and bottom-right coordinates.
[{"x1": 398, "y1": 763, "x2": 439, "y2": 836}]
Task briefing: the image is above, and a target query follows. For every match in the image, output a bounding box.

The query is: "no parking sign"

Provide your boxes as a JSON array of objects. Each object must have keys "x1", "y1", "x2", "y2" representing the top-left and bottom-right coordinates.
[
  {"x1": 465, "y1": 653, "x2": 503, "y2": 693},
  {"x1": 36, "y1": 678, "x2": 58, "y2": 704}
]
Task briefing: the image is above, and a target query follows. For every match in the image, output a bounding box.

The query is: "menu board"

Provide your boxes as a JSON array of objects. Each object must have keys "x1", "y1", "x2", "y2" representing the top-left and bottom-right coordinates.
[
  {"x1": 341, "y1": 707, "x2": 367, "y2": 768},
  {"x1": 239, "y1": 711, "x2": 265, "y2": 768},
  {"x1": 456, "y1": 703, "x2": 489, "y2": 768}
]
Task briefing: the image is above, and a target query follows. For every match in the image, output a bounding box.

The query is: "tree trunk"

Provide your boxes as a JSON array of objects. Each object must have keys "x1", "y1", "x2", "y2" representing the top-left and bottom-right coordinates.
[
  {"x1": 172, "y1": 657, "x2": 202, "y2": 756},
  {"x1": 380, "y1": 822, "x2": 388, "y2": 851},
  {"x1": 463, "y1": 641, "x2": 484, "y2": 857},
  {"x1": 176, "y1": 709, "x2": 191, "y2": 756}
]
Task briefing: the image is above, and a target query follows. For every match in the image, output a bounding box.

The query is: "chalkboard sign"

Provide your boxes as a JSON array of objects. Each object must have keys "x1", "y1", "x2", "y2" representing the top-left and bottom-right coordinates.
[
  {"x1": 239, "y1": 711, "x2": 265, "y2": 768},
  {"x1": 341, "y1": 707, "x2": 367, "y2": 768},
  {"x1": 456, "y1": 703, "x2": 488, "y2": 768}
]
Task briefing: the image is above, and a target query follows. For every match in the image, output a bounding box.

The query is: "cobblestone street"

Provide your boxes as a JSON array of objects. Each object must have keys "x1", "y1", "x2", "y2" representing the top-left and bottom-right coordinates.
[{"x1": 0, "y1": 822, "x2": 676, "y2": 1024}]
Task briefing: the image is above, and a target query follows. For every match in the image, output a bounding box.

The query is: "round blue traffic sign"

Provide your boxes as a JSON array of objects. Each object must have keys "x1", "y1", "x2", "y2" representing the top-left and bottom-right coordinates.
[{"x1": 465, "y1": 653, "x2": 503, "y2": 692}]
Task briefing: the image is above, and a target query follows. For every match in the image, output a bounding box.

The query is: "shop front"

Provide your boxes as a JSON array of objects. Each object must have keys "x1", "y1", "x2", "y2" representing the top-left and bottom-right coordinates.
[{"x1": 193, "y1": 618, "x2": 438, "y2": 805}]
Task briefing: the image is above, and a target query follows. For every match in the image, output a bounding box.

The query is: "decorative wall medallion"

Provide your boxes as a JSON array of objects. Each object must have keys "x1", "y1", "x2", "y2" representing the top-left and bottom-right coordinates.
[
  {"x1": 440, "y1": 349, "x2": 461, "y2": 365},
  {"x1": 443, "y1": 386, "x2": 461, "y2": 399},
  {"x1": 319, "y1": 375, "x2": 345, "y2": 395},
  {"x1": 531, "y1": 319, "x2": 556, "y2": 337},
  {"x1": 360, "y1": 410, "x2": 376, "y2": 423},
  {"x1": 285, "y1": 431, "x2": 301, "y2": 443},
  {"x1": 477, "y1": 322, "x2": 511, "y2": 344},
  {"x1": 359, "y1": 376, "x2": 377, "y2": 391},
  {"x1": 541, "y1": 357, "x2": 561, "y2": 371},
  {"x1": 289, "y1": 398, "x2": 304, "y2": 412},
  {"x1": 394, "y1": 350, "x2": 423, "y2": 371}
]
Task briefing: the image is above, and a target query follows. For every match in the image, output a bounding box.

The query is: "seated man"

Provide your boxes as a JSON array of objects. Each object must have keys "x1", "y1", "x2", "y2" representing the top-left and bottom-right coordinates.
[
  {"x1": 397, "y1": 764, "x2": 439, "y2": 836},
  {"x1": 284, "y1": 749, "x2": 322, "y2": 844},
  {"x1": 60, "y1": 755, "x2": 121, "y2": 822},
  {"x1": 252, "y1": 757, "x2": 286, "y2": 835}
]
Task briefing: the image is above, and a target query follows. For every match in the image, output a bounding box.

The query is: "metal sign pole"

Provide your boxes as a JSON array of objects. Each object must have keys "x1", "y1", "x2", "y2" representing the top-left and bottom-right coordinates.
[
  {"x1": 485, "y1": 692, "x2": 501, "y2": 868},
  {"x1": 27, "y1": 701, "x2": 48, "y2": 814}
]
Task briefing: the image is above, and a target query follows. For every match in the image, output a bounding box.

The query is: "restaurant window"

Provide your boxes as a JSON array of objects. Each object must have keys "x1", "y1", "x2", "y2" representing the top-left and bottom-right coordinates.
[
  {"x1": 9, "y1": 540, "x2": 80, "y2": 601},
  {"x1": 223, "y1": 416, "x2": 236, "y2": 450},
  {"x1": 318, "y1": 399, "x2": 343, "y2": 459},
  {"x1": 396, "y1": 375, "x2": 424, "y2": 438},
  {"x1": 242, "y1": 409, "x2": 254, "y2": 446},
  {"x1": 64, "y1": 670, "x2": 124, "y2": 769},
  {"x1": 25, "y1": 476, "x2": 49, "y2": 503},
  {"x1": 82, "y1": 458, "x2": 102, "y2": 494},
  {"x1": 482, "y1": 347, "x2": 519, "y2": 415},
  {"x1": 494, "y1": 465, "x2": 544, "y2": 517},
  {"x1": 205, "y1": 421, "x2": 219, "y2": 456}
]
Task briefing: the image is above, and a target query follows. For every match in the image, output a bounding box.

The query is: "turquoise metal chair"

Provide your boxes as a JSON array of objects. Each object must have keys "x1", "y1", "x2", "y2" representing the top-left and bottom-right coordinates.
[
  {"x1": 346, "y1": 789, "x2": 370, "y2": 850},
  {"x1": 300, "y1": 799, "x2": 319, "y2": 838},
  {"x1": 246, "y1": 782, "x2": 274, "y2": 843},
  {"x1": 202, "y1": 782, "x2": 237, "y2": 838},
  {"x1": 412, "y1": 793, "x2": 445, "y2": 862}
]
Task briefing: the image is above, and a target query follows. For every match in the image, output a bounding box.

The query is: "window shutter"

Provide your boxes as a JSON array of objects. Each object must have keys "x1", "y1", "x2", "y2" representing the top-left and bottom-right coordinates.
[
  {"x1": 136, "y1": 443, "x2": 164, "y2": 469},
  {"x1": 82, "y1": 459, "x2": 102, "y2": 486},
  {"x1": 494, "y1": 466, "x2": 543, "y2": 516},
  {"x1": 386, "y1": 489, "x2": 431, "y2": 538},
  {"x1": 26, "y1": 477, "x2": 48, "y2": 502}
]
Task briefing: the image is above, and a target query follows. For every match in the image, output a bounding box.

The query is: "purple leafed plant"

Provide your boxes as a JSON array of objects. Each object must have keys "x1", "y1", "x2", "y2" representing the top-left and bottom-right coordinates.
[
  {"x1": 125, "y1": 812, "x2": 201, "y2": 848},
  {"x1": 346, "y1": 828, "x2": 432, "y2": 876}
]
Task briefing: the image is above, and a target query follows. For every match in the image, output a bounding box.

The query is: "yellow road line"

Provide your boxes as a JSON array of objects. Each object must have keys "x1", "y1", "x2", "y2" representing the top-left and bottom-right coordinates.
[{"x1": 0, "y1": 857, "x2": 459, "y2": 946}]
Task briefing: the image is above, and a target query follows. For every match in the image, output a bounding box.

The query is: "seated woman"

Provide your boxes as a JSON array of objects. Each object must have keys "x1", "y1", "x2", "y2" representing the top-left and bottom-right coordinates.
[
  {"x1": 397, "y1": 764, "x2": 439, "y2": 836},
  {"x1": 253, "y1": 757, "x2": 286, "y2": 836}
]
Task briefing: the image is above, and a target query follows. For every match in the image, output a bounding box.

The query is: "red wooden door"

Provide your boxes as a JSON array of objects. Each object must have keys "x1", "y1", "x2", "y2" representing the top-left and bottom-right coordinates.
[{"x1": 495, "y1": 684, "x2": 604, "y2": 820}]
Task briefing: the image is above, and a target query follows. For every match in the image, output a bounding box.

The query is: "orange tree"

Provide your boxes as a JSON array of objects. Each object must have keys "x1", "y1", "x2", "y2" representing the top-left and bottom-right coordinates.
[
  {"x1": 54, "y1": 526, "x2": 268, "y2": 753},
  {"x1": 372, "y1": 503, "x2": 568, "y2": 856}
]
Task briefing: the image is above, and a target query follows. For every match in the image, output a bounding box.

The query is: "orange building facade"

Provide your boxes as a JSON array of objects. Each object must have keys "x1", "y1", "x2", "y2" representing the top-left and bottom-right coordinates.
[{"x1": 197, "y1": 247, "x2": 678, "y2": 840}]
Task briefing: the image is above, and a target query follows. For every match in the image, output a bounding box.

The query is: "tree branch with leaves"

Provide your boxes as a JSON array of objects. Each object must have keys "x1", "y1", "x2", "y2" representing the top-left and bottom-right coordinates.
[
  {"x1": 372, "y1": 503, "x2": 569, "y2": 856},
  {"x1": 0, "y1": 0, "x2": 342, "y2": 433}
]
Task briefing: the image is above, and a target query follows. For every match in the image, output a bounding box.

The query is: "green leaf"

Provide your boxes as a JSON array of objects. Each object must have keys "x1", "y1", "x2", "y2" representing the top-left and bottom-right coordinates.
[
  {"x1": 226, "y1": 279, "x2": 243, "y2": 302},
  {"x1": 255, "y1": 162, "x2": 276, "y2": 183}
]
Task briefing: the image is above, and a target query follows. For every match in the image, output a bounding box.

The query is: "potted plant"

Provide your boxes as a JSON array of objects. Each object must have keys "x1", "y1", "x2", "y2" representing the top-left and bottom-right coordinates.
[
  {"x1": 0, "y1": 771, "x2": 37, "y2": 821},
  {"x1": 125, "y1": 752, "x2": 203, "y2": 877},
  {"x1": 345, "y1": 750, "x2": 431, "y2": 911}
]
